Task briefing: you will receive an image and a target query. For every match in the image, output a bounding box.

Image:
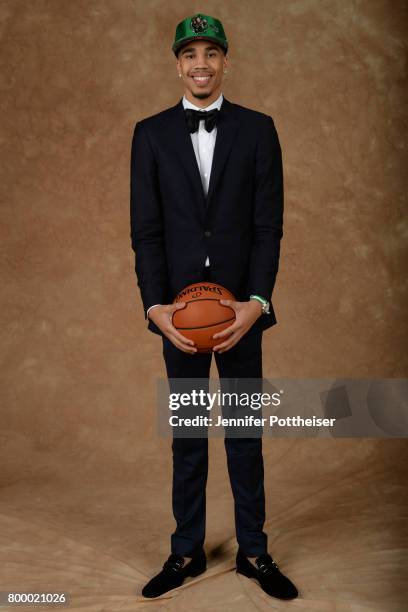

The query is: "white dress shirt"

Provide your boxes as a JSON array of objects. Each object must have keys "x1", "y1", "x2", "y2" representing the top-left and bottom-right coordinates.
[
  {"x1": 183, "y1": 93, "x2": 223, "y2": 270},
  {"x1": 147, "y1": 92, "x2": 223, "y2": 318}
]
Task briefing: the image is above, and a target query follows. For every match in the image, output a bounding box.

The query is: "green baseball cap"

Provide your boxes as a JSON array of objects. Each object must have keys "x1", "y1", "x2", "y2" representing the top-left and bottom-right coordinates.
[{"x1": 172, "y1": 13, "x2": 228, "y2": 57}]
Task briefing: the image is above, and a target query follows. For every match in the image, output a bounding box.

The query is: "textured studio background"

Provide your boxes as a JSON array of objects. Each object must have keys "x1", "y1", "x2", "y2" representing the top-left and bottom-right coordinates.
[{"x1": 0, "y1": 2, "x2": 407, "y2": 610}]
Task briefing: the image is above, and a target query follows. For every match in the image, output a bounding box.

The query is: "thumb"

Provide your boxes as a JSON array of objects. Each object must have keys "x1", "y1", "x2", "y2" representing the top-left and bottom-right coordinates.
[
  {"x1": 220, "y1": 299, "x2": 232, "y2": 306},
  {"x1": 173, "y1": 301, "x2": 186, "y2": 310}
]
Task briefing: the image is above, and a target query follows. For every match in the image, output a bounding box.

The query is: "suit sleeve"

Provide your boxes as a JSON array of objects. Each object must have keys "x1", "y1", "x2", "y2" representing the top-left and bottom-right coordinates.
[
  {"x1": 130, "y1": 121, "x2": 170, "y2": 319},
  {"x1": 246, "y1": 115, "x2": 284, "y2": 301}
]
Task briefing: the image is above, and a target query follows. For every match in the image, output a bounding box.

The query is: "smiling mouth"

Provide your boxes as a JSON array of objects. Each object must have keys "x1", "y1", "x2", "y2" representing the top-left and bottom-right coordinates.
[{"x1": 190, "y1": 75, "x2": 213, "y2": 85}]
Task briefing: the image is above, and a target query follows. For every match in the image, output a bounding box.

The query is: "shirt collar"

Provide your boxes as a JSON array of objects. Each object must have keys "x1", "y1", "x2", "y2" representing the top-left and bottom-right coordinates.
[{"x1": 182, "y1": 92, "x2": 223, "y2": 112}]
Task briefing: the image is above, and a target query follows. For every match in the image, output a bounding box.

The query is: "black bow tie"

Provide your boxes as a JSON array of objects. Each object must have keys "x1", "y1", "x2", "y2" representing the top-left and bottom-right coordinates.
[{"x1": 184, "y1": 108, "x2": 219, "y2": 134}]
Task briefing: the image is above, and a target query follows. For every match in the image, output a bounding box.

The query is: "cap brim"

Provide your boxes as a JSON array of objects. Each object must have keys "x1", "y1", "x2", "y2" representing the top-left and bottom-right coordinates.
[{"x1": 173, "y1": 36, "x2": 227, "y2": 55}]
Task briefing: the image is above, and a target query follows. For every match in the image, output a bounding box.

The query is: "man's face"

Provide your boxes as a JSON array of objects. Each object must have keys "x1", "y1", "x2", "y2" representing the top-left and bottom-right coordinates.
[{"x1": 176, "y1": 40, "x2": 228, "y2": 102}]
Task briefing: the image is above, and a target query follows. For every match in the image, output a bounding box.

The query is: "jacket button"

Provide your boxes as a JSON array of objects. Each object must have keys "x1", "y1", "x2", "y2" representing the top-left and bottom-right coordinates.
[{"x1": 204, "y1": 230, "x2": 211, "y2": 237}]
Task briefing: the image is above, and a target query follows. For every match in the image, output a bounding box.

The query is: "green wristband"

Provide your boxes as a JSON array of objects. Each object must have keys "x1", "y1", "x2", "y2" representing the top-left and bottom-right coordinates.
[
  {"x1": 249, "y1": 294, "x2": 267, "y2": 305},
  {"x1": 249, "y1": 294, "x2": 270, "y2": 315}
]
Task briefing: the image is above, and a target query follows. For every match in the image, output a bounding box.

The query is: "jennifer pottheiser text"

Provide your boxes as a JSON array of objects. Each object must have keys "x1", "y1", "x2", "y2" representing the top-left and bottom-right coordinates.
[{"x1": 168, "y1": 415, "x2": 337, "y2": 428}]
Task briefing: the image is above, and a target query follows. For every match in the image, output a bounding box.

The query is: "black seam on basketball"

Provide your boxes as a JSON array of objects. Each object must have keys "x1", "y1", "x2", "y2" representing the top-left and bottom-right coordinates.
[{"x1": 175, "y1": 316, "x2": 236, "y2": 330}]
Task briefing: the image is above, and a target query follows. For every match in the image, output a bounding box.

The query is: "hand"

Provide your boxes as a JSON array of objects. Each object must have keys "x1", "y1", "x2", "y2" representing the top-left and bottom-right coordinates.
[
  {"x1": 212, "y1": 299, "x2": 263, "y2": 353},
  {"x1": 148, "y1": 303, "x2": 197, "y2": 354}
]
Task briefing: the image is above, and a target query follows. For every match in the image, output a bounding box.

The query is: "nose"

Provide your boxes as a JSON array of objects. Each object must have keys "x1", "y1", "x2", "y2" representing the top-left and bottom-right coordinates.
[{"x1": 192, "y1": 53, "x2": 210, "y2": 68}]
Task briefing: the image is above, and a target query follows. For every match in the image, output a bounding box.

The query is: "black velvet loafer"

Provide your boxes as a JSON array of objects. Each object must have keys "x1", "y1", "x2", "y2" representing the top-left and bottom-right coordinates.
[
  {"x1": 236, "y1": 548, "x2": 299, "y2": 600},
  {"x1": 142, "y1": 551, "x2": 207, "y2": 598}
]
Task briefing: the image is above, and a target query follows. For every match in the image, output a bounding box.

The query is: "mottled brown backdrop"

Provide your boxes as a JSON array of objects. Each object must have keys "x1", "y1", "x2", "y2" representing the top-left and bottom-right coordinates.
[{"x1": 1, "y1": 2, "x2": 407, "y2": 609}]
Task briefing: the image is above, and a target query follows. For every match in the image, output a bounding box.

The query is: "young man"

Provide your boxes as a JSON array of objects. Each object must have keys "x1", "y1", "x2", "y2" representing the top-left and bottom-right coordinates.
[{"x1": 130, "y1": 13, "x2": 298, "y2": 601}]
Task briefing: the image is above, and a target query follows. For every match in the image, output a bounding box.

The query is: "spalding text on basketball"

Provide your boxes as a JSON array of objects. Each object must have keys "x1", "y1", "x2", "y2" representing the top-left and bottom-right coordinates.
[{"x1": 176, "y1": 285, "x2": 223, "y2": 300}]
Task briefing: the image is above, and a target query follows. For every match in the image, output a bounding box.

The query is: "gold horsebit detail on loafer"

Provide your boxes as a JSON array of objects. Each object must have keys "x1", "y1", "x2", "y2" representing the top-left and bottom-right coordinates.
[
  {"x1": 257, "y1": 559, "x2": 279, "y2": 574},
  {"x1": 164, "y1": 558, "x2": 184, "y2": 572}
]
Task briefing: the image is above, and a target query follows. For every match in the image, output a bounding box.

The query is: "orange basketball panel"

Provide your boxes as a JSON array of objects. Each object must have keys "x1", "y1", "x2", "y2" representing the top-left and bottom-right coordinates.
[
  {"x1": 180, "y1": 320, "x2": 235, "y2": 353},
  {"x1": 173, "y1": 300, "x2": 235, "y2": 329}
]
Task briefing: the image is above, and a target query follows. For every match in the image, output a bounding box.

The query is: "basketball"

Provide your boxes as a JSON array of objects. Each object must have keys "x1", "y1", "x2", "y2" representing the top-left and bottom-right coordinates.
[{"x1": 172, "y1": 282, "x2": 236, "y2": 352}]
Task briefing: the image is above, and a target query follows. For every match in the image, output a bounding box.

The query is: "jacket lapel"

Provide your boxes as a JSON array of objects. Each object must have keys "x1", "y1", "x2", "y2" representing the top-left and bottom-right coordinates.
[
  {"x1": 205, "y1": 97, "x2": 239, "y2": 209},
  {"x1": 166, "y1": 96, "x2": 239, "y2": 219}
]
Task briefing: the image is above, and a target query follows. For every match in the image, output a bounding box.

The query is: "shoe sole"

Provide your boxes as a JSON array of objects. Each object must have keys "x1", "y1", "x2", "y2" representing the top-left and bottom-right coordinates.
[{"x1": 141, "y1": 567, "x2": 207, "y2": 598}]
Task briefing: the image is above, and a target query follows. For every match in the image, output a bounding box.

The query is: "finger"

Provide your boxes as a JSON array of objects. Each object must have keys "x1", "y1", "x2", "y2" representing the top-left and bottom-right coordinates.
[
  {"x1": 219, "y1": 299, "x2": 237, "y2": 309},
  {"x1": 162, "y1": 319, "x2": 194, "y2": 344},
  {"x1": 176, "y1": 344, "x2": 197, "y2": 354},
  {"x1": 166, "y1": 330, "x2": 196, "y2": 351},
  {"x1": 169, "y1": 301, "x2": 186, "y2": 311},
  {"x1": 170, "y1": 335, "x2": 197, "y2": 353},
  {"x1": 212, "y1": 323, "x2": 239, "y2": 339},
  {"x1": 213, "y1": 333, "x2": 239, "y2": 352},
  {"x1": 169, "y1": 327, "x2": 196, "y2": 347},
  {"x1": 213, "y1": 341, "x2": 235, "y2": 353},
  {"x1": 166, "y1": 310, "x2": 195, "y2": 345}
]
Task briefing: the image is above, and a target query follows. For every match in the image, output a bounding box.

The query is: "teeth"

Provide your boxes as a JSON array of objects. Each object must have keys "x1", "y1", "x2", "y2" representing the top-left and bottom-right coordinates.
[{"x1": 193, "y1": 76, "x2": 211, "y2": 81}]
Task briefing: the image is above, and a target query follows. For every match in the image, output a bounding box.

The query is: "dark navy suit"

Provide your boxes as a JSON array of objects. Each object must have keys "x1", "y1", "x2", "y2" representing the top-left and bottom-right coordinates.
[
  {"x1": 130, "y1": 96, "x2": 284, "y2": 556},
  {"x1": 130, "y1": 96, "x2": 283, "y2": 336}
]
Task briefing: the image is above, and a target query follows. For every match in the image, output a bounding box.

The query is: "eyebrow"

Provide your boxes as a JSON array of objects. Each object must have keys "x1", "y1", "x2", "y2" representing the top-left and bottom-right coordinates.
[{"x1": 181, "y1": 45, "x2": 220, "y2": 55}]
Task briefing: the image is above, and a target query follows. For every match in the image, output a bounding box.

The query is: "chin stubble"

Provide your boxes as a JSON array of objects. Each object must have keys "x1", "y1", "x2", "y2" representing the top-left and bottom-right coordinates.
[{"x1": 192, "y1": 92, "x2": 212, "y2": 100}]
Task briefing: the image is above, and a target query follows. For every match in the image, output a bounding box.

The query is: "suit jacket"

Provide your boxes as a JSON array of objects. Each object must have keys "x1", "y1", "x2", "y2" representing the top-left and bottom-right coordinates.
[{"x1": 130, "y1": 96, "x2": 284, "y2": 337}]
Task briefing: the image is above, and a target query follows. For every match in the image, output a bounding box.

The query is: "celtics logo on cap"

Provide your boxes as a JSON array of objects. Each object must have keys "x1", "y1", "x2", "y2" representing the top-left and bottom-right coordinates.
[
  {"x1": 190, "y1": 14, "x2": 219, "y2": 35},
  {"x1": 191, "y1": 14, "x2": 208, "y2": 33}
]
